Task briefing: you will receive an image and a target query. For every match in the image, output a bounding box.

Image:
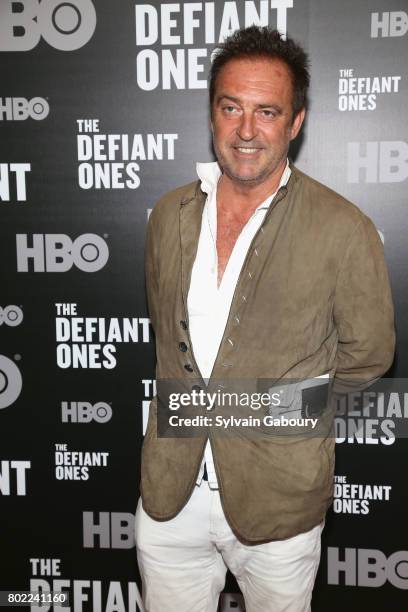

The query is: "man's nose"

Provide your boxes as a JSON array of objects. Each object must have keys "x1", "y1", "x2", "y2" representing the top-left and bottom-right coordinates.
[{"x1": 236, "y1": 111, "x2": 257, "y2": 141}]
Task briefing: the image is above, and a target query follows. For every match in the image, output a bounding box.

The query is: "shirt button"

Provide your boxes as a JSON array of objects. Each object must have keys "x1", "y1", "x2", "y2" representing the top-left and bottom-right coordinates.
[
  {"x1": 184, "y1": 364, "x2": 194, "y2": 372},
  {"x1": 179, "y1": 342, "x2": 188, "y2": 352},
  {"x1": 180, "y1": 320, "x2": 188, "y2": 330}
]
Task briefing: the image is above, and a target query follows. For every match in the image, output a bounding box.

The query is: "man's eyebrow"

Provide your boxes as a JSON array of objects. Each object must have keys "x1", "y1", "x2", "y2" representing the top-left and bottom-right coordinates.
[
  {"x1": 216, "y1": 94, "x2": 241, "y2": 105},
  {"x1": 216, "y1": 95, "x2": 283, "y2": 114},
  {"x1": 257, "y1": 102, "x2": 280, "y2": 109}
]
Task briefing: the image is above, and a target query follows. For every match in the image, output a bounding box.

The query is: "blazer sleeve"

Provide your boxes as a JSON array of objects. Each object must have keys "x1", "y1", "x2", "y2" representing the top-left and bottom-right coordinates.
[
  {"x1": 332, "y1": 215, "x2": 395, "y2": 393},
  {"x1": 144, "y1": 208, "x2": 160, "y2": 334}
]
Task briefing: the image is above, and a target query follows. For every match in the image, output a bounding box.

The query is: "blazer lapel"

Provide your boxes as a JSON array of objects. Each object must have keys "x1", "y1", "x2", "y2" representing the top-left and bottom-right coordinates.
[{"x1": 179, "y1": 182, "x2": 206, "y2": 313}]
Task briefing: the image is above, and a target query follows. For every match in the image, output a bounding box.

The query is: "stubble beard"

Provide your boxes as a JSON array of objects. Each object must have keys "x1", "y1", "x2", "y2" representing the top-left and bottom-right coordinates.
[{"x1": 213, "y1": 140, "x2": 289, "y2": 187}]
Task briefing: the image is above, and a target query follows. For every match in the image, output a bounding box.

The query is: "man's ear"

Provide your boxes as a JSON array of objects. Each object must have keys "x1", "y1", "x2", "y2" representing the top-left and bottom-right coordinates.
[{"x1": 290, "y1": 108, "x2": 305, "y2": 140}]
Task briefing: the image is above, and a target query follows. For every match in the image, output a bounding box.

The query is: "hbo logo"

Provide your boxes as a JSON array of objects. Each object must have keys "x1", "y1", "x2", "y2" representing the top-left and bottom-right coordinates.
[
  {"x1": 371, "y1": 12, "x2": 408, "y2": 38},
  {"x1": 16, "y1": 234, "x2": 109, "y2": 272},
  {"x1": 328, "y1": 547, "x2": 408, "y2": 589},
  {"x1": 83, "y1": 511, "x2": 135, "y2": 549},
  {"x1": 0, "y1": 355, "x2": 23, "y2": 410},
  {"x1": 0, "y1": 306, "x2": 23, "y2": 327},
  {"x1": 61, "y1": 401, "x2": 112, "y2": 423},
  {"x1": 0, "y1": 97, "x2": 49, "y2": 121},
  {"x1": 347, "y1": 141, "x2": 408, "y2": 184},
  {"x1": 0, "y1": 0, "x2": 96, "y2": 51}
]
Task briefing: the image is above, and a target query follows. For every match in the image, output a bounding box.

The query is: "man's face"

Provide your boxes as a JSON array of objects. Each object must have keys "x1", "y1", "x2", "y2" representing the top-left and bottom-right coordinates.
[{"x1": 211, "y1": 57, "x2": 305, "y2": 186}]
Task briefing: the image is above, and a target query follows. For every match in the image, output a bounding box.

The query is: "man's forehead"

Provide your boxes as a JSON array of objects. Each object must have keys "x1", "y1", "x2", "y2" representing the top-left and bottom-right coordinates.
[
  {"x1": 213, "y1": 56, "x2": 294, "y2": 102},
  {"x1": 217, "y1": 56, "x2": 292, "y2": 80}
]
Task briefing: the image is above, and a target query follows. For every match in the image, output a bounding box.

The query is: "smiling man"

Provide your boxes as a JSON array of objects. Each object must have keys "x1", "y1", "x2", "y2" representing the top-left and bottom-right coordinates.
[{"x1": 135, "y1": 26, "x2": 395, "y2": 612}]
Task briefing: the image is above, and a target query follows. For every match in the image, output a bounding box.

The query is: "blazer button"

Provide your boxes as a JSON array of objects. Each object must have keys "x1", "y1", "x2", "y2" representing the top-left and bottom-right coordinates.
[
  {"x1": 184, "y1": 364, "x2": 193, "y2": 372},
  {"x1": 179, "y1": 342, "x2": 188, "y2": 352},
  {"x1": 180, "y1": 320, "x2": 188, "y2": 330}
]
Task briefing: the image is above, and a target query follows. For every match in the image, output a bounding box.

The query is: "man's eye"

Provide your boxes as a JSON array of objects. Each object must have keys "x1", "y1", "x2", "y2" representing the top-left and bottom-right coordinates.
[
  {"x1": 223, "y1": 106, "x2": 238, "y2": 113},
  {"x1": 260, "y1": 109, "x2": 276, "y2": 118}
]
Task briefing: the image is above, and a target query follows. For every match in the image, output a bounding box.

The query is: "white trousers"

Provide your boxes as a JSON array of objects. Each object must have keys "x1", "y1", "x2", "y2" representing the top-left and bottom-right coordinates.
[{"x1": 135, "y1": 482, "x2": 323, "y2": 612}]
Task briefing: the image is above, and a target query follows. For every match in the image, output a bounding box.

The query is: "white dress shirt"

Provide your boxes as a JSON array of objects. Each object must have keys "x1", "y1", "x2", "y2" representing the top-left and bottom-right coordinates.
[{"x1": 187, "y1": 159, "x2": 291, "y2": 489}]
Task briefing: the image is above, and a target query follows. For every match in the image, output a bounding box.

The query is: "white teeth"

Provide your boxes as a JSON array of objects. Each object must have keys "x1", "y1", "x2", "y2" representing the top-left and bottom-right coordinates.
[{"x1": 237, "y1": 147, "x2": 258, "y2": 153}]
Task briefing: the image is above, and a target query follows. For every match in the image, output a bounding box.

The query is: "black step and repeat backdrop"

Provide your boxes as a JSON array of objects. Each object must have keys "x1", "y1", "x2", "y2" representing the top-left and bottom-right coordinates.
[{"x1": 1, "y1": 1, "x2": 407, "y2": 610}]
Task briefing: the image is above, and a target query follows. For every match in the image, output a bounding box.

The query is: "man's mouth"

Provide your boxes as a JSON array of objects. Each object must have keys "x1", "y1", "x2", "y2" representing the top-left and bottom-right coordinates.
[{"x1": 234, "y1": 146, "x2": 262, "y2": 154}]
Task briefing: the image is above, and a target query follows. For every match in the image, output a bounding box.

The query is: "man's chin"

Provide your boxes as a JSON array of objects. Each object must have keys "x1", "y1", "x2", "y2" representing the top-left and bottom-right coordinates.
[{"x1": 223, "y1": 166, "x2": 269, "y2": 185}]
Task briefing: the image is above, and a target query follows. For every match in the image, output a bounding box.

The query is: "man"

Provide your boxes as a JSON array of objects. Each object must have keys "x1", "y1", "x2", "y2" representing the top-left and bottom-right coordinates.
[{"x1": 135, "y1": 26, "x2": 395, "y2": 612}]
